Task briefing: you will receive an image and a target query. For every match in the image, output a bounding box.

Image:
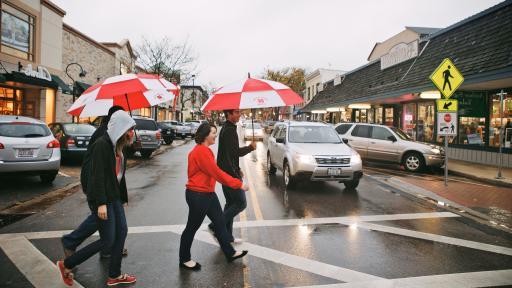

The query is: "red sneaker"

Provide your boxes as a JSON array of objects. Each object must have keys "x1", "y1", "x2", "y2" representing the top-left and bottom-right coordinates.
[
  {"x1": 107, "y1": 274, "x2": 137, "y2": 286},
  {"x1": 56, "y1": 260, "x2": 74, "y2": 286}
]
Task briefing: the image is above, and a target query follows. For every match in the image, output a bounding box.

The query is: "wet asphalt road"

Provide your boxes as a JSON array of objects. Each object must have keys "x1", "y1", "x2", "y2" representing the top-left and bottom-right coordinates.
[{"x1": 0, "y1": 131, "x2": 511, "y2": 287}]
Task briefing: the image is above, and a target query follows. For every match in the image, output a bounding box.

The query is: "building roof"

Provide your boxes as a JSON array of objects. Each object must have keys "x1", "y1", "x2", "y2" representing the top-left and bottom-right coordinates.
[
  {"x1": 101, "y1": 39, "x2": 137, "y2": 59},
  {"x1": 63, "y1": 24, "x2": 115, "y2": 56},
  {"x1": 405, "y1": 26, "x2": 441, "y2": 35},
  {"x1": 41, "y1": 0, "x2": 66, "y2": 17},
  {"x1": 303, "y1": 0, "x2": 512, "y2": 112}
]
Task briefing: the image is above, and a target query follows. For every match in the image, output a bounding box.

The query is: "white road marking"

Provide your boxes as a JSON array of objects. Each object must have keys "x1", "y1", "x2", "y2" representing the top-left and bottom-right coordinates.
[
  {"x1": 57, "y1": 171, "x2": 71, "y2": 178},
  {"x1": 290, "y1": 269, "x2": 512, "y2": 288},
  {"x1": 0, "y1": 236, "x2": 84, "y2": 288}
]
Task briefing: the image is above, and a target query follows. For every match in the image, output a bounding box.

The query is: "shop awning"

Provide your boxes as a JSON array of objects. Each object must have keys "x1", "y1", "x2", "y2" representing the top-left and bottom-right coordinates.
[
  {"x1": 2, "y1": 72, "x2": 59, "y2": 89},
  {"x1": 75, "y1": 81, "x2": 91, "y2": 95},
  {"x1": 51, "y1": 74, "x2": 72, "y2": 94}
]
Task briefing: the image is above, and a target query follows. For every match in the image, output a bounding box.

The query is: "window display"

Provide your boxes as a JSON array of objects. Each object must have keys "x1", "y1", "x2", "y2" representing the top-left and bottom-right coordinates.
[
  {"x1": 459, "y1": 117, "x2": 485, "y2": 145},
  {"x1": 490, "y1": 91, "x2": 512, "y2": 148}
]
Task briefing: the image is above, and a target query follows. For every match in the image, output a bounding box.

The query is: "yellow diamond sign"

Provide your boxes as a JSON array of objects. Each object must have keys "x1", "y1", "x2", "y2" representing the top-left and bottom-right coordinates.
[{"x1": 430, "y1": 58, "x2": 464, "y2": 99}]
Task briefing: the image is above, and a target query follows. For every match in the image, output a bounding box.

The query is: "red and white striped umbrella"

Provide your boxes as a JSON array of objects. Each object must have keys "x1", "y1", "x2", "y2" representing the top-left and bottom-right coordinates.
[
  {"x1": 201, "y1": 77, "x2": 303, "y2": 111},
  {"x1": 67, "y1": 73, "x2": 178, "y2": 118}
]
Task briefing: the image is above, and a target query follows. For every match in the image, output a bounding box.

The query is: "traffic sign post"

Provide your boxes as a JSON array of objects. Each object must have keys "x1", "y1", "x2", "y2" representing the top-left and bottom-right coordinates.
[{"x1": 431, "y1": 58, "x2": 464, "y2": 186}]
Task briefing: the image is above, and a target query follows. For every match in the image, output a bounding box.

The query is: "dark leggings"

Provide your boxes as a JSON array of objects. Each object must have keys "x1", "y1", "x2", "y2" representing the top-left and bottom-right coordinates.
[{"x1": 179, "y1": 189, "x2": 235, "y2": 263}]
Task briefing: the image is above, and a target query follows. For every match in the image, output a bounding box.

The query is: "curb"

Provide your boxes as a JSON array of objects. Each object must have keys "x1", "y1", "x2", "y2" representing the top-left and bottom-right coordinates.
[
  {"x1": 0, "y1": 139, "x2": 192, "y2": 215},
  {"x1": 448, "y1": 169, "x2": 512, "y2": 188},
  {"x1": 366, "y1": 174, "x2": 512, "y2": 234}
]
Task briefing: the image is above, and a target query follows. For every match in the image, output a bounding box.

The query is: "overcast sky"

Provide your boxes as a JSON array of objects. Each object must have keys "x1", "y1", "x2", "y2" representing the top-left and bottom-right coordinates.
[{"x1": 52, "y1": 0, "x2": 503, "y2": 88}]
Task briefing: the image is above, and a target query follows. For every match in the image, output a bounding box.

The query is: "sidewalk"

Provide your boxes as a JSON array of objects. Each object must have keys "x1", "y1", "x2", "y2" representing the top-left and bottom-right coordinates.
[{"x1": 448, "y1": 159, "x2": 512, "y2": 187}]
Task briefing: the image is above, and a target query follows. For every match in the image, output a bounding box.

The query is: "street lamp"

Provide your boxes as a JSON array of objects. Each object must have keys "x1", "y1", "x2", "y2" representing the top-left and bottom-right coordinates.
[
  {"x1": 66, "y1": 63, "x2": 87, "y2": 123},
  {"x1": 191, "y1": 74, "x2": 196, "y2": 120}
]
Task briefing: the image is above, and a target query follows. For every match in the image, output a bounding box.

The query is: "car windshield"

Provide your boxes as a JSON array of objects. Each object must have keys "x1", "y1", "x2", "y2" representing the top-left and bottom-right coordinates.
[
  {"x1": 288, "y1": 126, "x2": 341, "y2": 143},
  {"x1": 135, "y1": 119, "x2": 157, "y2": 131},
  {"x1": 63, "y1": 124, "x2": 96, "y2": 135},
  {"x1": 159, "y1": 122, "x2": 172, "y2": 128},
  {"x1": 390, "y1": 127, "x2": 413, "y2": 141},
  {"x1": 0, "y1": 123, "x2": 51, "y2": 138}
]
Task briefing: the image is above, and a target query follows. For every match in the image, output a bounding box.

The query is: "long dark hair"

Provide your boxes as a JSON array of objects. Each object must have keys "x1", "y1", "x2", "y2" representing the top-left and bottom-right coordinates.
[{"x1": 195, "y1": 123, "x2": 216, "y2": 144}]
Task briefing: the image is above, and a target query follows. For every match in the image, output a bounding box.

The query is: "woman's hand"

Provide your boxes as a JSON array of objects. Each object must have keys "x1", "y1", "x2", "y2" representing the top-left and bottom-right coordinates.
[
  {"x1": 242, "y1": 182, "x2": 249, "y2": 191},
  {"x1": 98, "y1": 205, "x2": 108, "y2": 220}
]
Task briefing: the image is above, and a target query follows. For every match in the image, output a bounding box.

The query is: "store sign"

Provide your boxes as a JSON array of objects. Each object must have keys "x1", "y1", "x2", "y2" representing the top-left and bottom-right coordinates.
[
  {"x1": 22, "y1": 64, "x2": 52, "y2": 82},
  {"x1": 380, "y1": 40, "x2": 418, "y2": 70},
  {"x1": 436, "y1": 99, "x2": 458, "y2": 112},
  {"x1": 437, "y1": 112, "x2": 457, "y2": 136},
  {"x1": 430, "y1": 58, "x2": 464, "y2": 99}
]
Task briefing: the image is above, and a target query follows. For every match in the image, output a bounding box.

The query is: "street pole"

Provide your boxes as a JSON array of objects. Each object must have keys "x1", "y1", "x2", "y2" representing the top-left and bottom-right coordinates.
[
  {"x1": 444, "y1": 136, "x2": 448, "y2": 186},
  {"x1": 496, "y1": 89, "x2": 507, "y2": 179},
  {"x1": 65, "y1": 63, "x2": 87, "y2": 123}
]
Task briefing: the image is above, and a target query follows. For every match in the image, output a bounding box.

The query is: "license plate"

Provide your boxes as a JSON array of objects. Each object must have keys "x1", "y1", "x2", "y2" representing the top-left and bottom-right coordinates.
[
  {"x1": 142, "y1": 136, "x2": 150, "y2": 141},
  {"x1": 327, "y1": 168, "x2": 341, "y2": 176},
  {"x1": 17, "y1": 149, "x2": 34, "y2": 157}
]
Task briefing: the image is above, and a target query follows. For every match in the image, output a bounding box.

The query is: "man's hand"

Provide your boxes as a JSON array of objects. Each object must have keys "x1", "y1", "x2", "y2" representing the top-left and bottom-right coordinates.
[
  {"x1": 249, "y1": 142, "x2": 257, "y2": 150},
  {"x1": 98, "y1": 205, "x2": 108, "y2": 220},
  {"x1": 239, "y1": 170, "x2": 244, "y2": 178}
]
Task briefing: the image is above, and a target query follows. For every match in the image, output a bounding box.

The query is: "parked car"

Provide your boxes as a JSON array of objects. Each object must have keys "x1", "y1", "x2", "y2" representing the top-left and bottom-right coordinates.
[
  {"x1": 184, "y1": 122, "x2": 200, "y2": 137},
  {"x1": 263, "y1": 120, "x2": 277, "y2": 134},
  {"x1": 187, "y1": 120, "x2": 208, "y2": 125},
  {"x1": 165, "y1": 121, "x2": 192, "y2": 139},
  {"x1": 244, "y1": 122, "x2": 265, "y2": 140},
  {"x1": 128, "y1": 116, "x2": 161, "y2": 158},
  {"x1": 157, "y1": 121, "x2": 176, "y2": 145},
  {"x1": 334, "y1": 123, "x2": 444, "y2": 172},
  {"x1": 267, "y1": 121, "x2": 363, "y2": 189},
  {"x1": 49, "y1": 123, "x2": 96, "y2": 159},
  {"x1": 0, "y1": 116, "x2": 61, "y2": 183}
]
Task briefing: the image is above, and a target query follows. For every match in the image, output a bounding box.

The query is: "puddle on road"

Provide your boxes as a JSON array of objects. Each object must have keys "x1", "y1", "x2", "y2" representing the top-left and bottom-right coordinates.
[{"x1": 473, "y1": 206, "x2": 512, "y2": 227}]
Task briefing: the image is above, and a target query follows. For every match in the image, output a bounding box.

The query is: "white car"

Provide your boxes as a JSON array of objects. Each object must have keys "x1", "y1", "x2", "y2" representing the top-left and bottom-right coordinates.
[
  {"x1": 267, "y1": 121, "x2": 363, "y2": 189},
  {"x1": 244, "y1": 122, "x2": 265, "y2": 140},
  {"x1": 0, "y1": 115, "x2": 61, "y2": 183}
]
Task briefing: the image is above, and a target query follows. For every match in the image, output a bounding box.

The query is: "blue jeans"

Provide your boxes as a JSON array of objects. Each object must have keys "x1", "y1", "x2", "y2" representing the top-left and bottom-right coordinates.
[
  {"x1": 220, "y1": 186, "x2": 247, "y2": 242},
  {"x1": 61, "y1": 205, "x2": 109, "y2": 254},
  {"x1": 64, "y1": 200, "x2": 128, "y2": 278},
  {"x1": 179, "y1": 190, "x2": 235, "y2": 263}
]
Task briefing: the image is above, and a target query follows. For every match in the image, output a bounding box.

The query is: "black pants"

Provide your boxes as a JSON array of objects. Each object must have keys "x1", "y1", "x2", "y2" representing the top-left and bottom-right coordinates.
[{"x1": 179, "y1": 190, "x2": 235, "y2": 263}]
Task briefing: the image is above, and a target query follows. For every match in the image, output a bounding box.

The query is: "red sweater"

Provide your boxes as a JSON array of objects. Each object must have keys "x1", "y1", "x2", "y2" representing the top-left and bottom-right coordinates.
[{"x1": 186, "y1": 144, "x2": 242, "y2": 193}]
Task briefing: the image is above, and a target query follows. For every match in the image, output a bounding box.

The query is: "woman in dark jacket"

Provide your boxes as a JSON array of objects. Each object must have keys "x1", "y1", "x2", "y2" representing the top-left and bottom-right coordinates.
[
  {"x1": 57, "y1": 110, "x2": 137, "y2": 287},
  {"x1": 179, "y1": 123, "x2": 249, "y2": 271}
]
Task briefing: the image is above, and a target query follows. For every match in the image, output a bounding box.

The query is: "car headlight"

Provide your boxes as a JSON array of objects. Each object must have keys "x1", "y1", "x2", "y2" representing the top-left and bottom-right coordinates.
[
  {"x1": 430, "y1": 148, "x2": 441, "y2": 154},
  {"x1": 350, "y1": 154, "x2": 362, "y2": 164},
  {"x1": 297, "y1": 154, "x2": 316, "y2": 164}
]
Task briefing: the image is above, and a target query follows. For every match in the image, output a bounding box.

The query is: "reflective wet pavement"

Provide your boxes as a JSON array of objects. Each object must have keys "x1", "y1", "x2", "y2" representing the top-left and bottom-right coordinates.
[{"x1": 1, "y1": 138, "x2": 511, "y2": 287}]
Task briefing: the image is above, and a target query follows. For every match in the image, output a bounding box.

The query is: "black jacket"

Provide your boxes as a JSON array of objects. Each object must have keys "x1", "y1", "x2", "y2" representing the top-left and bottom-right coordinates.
[
  {"x1": 217, "y1": 120, "x2": 253, "y2": 179},
  {"x1": 85, "y1": 134, "x2": 128, "y2": 206},
  {"x1": 80, "y1": 124, "x2": 107, "y2": 192}
]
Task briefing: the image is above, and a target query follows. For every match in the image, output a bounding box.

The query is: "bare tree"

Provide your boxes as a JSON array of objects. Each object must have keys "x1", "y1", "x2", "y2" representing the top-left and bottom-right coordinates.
[{"x1": 136, "y1": 36, "x2": 198, "y2": 83}]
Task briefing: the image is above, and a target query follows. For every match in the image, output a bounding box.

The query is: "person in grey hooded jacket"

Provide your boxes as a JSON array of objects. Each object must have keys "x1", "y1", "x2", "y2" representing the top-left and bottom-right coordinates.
[{"x1": 57, "y1": 110, "x2": 137, "y2": 287}]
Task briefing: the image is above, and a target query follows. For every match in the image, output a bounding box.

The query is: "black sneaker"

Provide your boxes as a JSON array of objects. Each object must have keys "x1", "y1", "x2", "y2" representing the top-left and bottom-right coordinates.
[
  {"x1": 228, "y1": 250, "x2": 248, "y2": 262},
  {"x1": 179, "y1": 262, "x2": 201, "y2": 271}
]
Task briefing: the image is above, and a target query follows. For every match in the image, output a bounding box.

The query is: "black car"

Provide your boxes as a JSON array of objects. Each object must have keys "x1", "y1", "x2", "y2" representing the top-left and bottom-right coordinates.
[
  {"x1": 49, "y1": 123, "x2": 96, "y2": 159},
  {"x1": 157, "y1": 121, "x2": 177, "y2": 145}
]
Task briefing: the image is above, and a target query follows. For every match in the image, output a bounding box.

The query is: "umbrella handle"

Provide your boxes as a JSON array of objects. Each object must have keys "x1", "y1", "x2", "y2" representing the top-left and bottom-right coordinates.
[{"x1": 252, "y1": 109, "x2": 255, "y2": 139}]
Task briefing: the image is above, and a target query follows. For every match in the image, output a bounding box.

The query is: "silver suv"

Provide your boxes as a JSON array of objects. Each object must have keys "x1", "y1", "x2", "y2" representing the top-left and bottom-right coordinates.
[
  {"x1": 0, "y1": 116, "x2": 61, "y2": 183},
  {"x1": 131, "y1": 116, "x2": 161, "y2": 158},
  {"x1": 334, "y1": 123, "x2": 444, "y2": 172},
  {"x1": 267, "y1": 121, "x2": 363, "y2": 189}
]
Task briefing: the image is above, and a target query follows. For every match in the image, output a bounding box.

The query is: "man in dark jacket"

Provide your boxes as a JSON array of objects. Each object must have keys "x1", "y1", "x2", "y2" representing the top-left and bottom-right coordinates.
[
  {"x1": 209, "y1": 109, "x2": 256, "y2": 242},
  {"x1": 61, "y1": 106, "x2": 127, "y2": 258}
]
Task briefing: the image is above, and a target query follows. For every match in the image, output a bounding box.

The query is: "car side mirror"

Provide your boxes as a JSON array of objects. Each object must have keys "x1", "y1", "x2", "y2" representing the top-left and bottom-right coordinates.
[
  {"x1": 276, "y1": 138, "x2": 285, "y2": 144},
  {"x1": 342, "y1": 138, "x2": 349, "y2": 144},
  {"x1": 388, "y1": 135, "x2": 397, "y2": 142}
]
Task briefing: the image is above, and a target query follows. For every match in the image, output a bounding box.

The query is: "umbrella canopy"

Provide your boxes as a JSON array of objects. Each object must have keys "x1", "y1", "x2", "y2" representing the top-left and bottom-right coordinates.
[
  {"x1": 201, "y1": 77, "x2": 303, "y2": 111},
  {"x1": 67, "y1": 73, "x2": 178, "y2": 118}
]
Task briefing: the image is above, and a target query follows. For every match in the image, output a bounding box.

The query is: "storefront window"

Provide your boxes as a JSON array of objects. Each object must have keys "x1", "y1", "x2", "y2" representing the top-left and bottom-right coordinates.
[
  {"x1": 360, "y1": 109, "x2": 367, "y2": 123},
  {"x1": 459, "y1": 117, "x2": 485, "y2": 145},
  {"x1": 384, "y1": 107, "x2": 394, "y2": 126},
  {"x1": 367, "y1": 108, "x2": 375, "y2": 123},
  {"x1": 1, "y1": 3, "x2": 35, "y2": 61},
  {"x1": 490, "y1": 91, "x2": 512, "y2": 148},
  {"x1": 139, "y1": 107, "x2": 151, "y2": 118},
  {"x1": 402, "y1": 103, "x2": 417, "y2": 140},
  {"x1": 375, "y1": 107, "x2": 383, "y2": 124},
  {"x1": 417, "y1": 102, "x2": 435, "y2": 142},
  {"x1": 0, "y1": 87, "x2": 24, "y2": 115}
]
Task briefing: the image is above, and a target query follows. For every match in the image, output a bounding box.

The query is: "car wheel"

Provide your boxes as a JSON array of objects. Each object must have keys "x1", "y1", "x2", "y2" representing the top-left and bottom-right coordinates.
[
  {"x1": 141, "y1": 150, "x2": 153, "y2": 159},
  {"x1": 283, "y1": 161, "x2": 297, "y2": 188},
  {"x1": 40, "y1": 171, "x2": 58, "y2": 183},
  {"x1": 344, "y1": 179, "x2": 360, "y2": 190},
  {"x1": 181, "y1": 135, "x2": 186, "y2": 139},
  {"x1": 267, "y1": 153, "x2": 276, "y2": 175},
  {"x1": 164, "y1": 137, "x2": 173, "y2": 145},
  {"x1": 403, "y1": 152, "x2": 425, "y2": 172}
]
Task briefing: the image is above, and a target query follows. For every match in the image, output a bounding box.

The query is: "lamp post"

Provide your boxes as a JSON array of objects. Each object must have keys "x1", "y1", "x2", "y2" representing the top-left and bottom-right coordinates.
[
  {"x1": 496, "y1": 89, "x2": 508, "y2": 179},
  {"x1": 191, "y1": 74, "x2": 196, "y2": 120},
  {"x1": 65, "y1": 63, "x2": 87, "y2": 123}
]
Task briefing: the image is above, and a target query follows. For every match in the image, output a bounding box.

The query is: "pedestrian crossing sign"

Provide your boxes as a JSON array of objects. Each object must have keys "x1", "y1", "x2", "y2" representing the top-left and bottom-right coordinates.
[
  {"x1": 430, "y1": 58, "x2": 464, "y2": 99},
  {"x1": 437, "y1": 99, "x2": 458, "y2": 112}
]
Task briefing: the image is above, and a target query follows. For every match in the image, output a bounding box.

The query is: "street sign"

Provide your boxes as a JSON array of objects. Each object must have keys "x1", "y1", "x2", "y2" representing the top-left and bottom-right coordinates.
[
  {"x1": 437, "y1": 112, "x2": 457, "y2": 136},
  {"x1": 430, "y1": 58, "x2": 464, "y2": 99},
  {"x1": 436, "y1": 99, "x2": 458, "y2": 112}
]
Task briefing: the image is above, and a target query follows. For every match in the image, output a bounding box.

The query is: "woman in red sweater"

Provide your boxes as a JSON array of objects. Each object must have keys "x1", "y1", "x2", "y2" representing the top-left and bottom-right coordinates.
[{"x1": 179, "y1": 123, "x2": 249, "y2": 270}]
